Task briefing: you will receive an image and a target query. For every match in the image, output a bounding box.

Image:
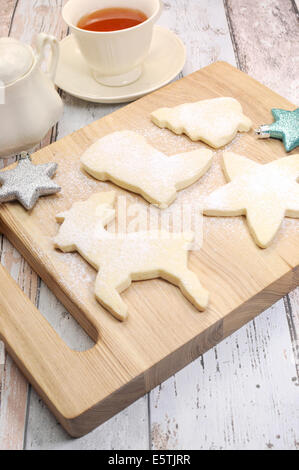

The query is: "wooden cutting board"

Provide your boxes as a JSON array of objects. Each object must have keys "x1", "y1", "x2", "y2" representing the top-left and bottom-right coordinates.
[{"x1": 0, "y1": 62, "x2": 298, "y2": 437}]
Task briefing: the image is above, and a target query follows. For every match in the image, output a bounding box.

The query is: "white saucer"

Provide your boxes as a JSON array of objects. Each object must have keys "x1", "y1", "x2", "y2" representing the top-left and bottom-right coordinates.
[{"x1": 55, "y1": 26, "x2": 186, "y2": 104}]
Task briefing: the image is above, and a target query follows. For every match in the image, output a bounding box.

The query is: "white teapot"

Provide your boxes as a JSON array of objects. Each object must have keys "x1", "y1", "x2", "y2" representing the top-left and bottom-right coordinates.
[{"x1": 0, "y1": 34, "x2": 63, "y2": 158}]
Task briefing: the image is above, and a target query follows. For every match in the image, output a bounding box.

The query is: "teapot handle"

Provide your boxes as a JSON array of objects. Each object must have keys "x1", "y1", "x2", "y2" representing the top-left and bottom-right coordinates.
[
  {"x1": 158, "y1": 0, "x2": 164, "y2": 20},
  {"x1": 36, "y1": 33, "x2": 59, "y2": 82}
]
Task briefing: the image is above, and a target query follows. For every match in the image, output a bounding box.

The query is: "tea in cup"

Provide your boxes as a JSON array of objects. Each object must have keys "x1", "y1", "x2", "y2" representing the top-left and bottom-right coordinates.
[
  {"x1": 62, "y1": 0, "x2": 162, "y2": 87},
  {"x1": 77, "y1": 7, "x2": 148, "y2": 32}
]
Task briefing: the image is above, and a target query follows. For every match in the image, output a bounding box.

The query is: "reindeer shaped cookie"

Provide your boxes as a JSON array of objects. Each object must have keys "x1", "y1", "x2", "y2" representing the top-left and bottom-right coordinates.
[
  {"x1": 54, "y1": 191, "x2": 209, "y2": 321},
  {"x1": 81, "y1": 131, "x2": 213, "y2": 208}
]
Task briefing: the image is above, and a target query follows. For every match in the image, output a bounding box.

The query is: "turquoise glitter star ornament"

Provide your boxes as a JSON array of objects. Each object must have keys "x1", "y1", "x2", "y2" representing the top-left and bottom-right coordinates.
[{"x1": 256, "y1": 108, "x2": 299, "y2": 152}]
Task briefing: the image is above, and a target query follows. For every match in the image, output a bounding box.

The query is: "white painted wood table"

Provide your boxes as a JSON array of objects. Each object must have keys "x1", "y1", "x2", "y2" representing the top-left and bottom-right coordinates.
[{"x1": 0, "y1": 0, "x2": 298, "y2": 450}]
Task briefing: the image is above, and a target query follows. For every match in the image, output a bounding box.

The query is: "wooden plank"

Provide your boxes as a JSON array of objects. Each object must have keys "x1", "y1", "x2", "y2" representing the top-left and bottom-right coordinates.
[
  {"x1": 25, "y1": 393, "x2": 149, "y2": 450},
  {"x1": 9, "y1": 0, "x2": 69, "y2": 43},
  {"x1": 0, "y1": 0, "x2": 18, "y2": 36},
  {"x1": 286, "y1": 289, "x2": 299, "y2": 378},
  {"x1": 150, "y1": 299, "x2": 299, "y2": 450},
  {"x1": 0, "y1": 61, "x2": 298, "y2": 437},
  {"x1": 158, "y1": 0, "x2": 236, "y2": 74},
  {"x1": 225, "y1": 0, "x2": 299, "y2": 103},
  {"x1": 0, "y1": 353, "x2": 28, "y2": 450}
]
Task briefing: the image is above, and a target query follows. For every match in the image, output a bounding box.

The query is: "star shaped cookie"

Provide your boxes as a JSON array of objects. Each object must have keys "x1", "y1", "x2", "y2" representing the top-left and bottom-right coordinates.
[
  {"x1": 0, "y1": 154, "x2": 61, "y2": 210},
  {"x1": 203, "y1": 152, "x2": 299, "y2": 248}
]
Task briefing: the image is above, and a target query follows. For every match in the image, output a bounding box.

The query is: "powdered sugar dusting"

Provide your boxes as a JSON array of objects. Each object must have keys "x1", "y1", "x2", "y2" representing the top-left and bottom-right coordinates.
[
  {"x1": 24, "y1": 122, "x2": 298, "y2": 298},
  {"x1": 53, "y1": 250, "x2": 96, "y2": 297}
]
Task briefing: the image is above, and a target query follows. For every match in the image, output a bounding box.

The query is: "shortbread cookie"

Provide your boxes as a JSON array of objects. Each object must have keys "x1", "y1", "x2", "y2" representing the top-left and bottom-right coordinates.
[
  {"x1": 151, "y1": 97, "x2": 252, "y2": 148},
  {"x1": 54, "y1": 191, "x2": 209, "y2": 321},
  {"x1": 81, "y1": 131, "x2": 213, "y2": 208},
  {"x1": 204, "y1": 152, "x2": 299, "y2": 248}
]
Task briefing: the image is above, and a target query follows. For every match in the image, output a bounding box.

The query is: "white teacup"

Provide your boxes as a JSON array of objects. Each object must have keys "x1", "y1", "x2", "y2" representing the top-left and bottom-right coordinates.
[{"x1": 62, "y1": 0, "x2": 162, "y2": 87}]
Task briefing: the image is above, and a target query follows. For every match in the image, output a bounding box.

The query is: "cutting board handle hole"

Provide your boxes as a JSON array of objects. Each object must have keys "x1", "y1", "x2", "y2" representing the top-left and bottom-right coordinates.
[{"x1": 38, "y1": 284, "x2": 95, "y2": 351}]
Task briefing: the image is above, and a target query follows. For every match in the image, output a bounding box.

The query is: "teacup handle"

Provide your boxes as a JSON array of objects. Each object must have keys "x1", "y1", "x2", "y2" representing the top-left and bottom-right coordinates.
[{"x1": 36, "y1": 33, "x2": 59, "y2": 82}]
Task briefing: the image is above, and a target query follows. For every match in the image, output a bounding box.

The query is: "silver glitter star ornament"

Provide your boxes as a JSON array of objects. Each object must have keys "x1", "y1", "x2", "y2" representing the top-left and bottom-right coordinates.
[{"x1": 0, "y1": 152, "x2": 61, "y2": 210}]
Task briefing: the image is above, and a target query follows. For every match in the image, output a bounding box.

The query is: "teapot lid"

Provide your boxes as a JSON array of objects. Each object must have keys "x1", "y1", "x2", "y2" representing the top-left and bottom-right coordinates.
[{"x1": 0, "y1": 37, "x2": 34, "y2": 86}]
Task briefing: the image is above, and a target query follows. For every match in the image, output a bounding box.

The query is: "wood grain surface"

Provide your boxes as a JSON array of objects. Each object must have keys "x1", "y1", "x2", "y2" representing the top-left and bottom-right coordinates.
[{"x1": 0, "y1": 0, "x2": 298, "y2": 450}]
